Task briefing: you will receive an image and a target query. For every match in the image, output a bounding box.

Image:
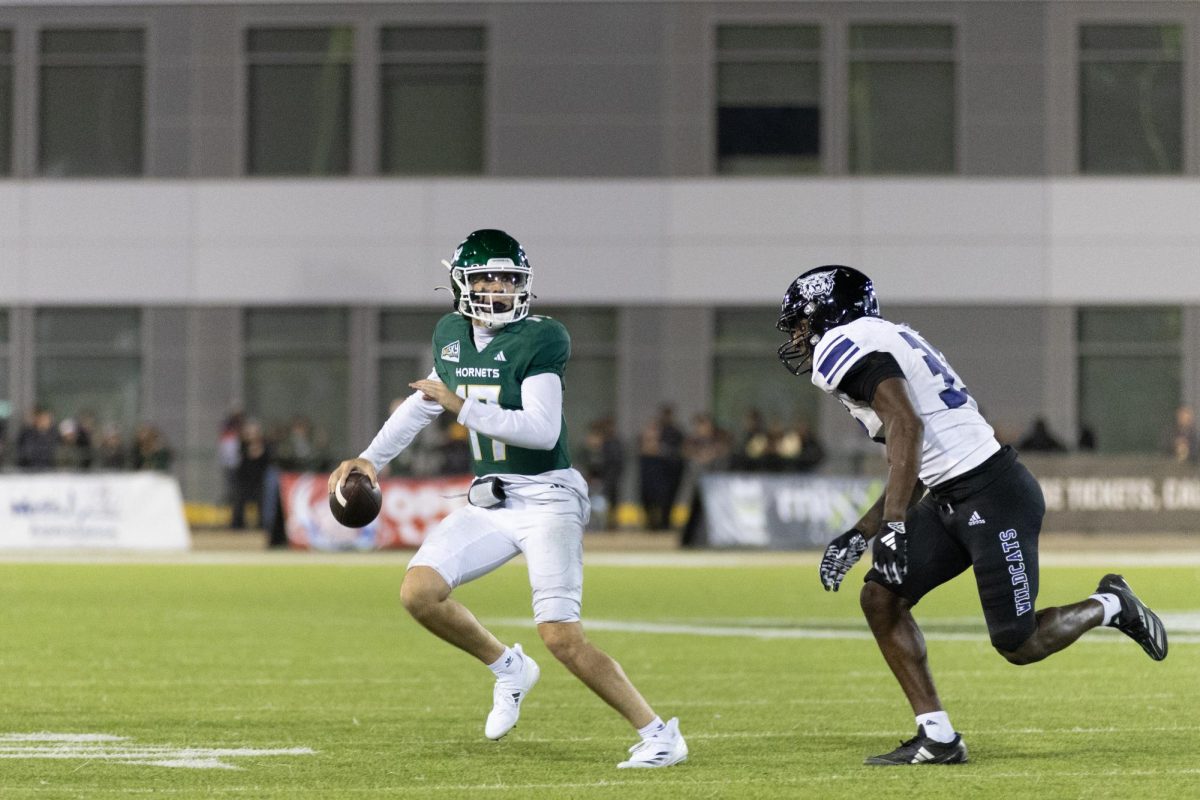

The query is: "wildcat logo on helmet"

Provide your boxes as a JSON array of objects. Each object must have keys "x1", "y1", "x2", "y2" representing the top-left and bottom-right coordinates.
[
  {"x1": 441, "y1": 340, "x2": 461, "y2": 363},
  {"x1": 796, "y1": 270, "x2": 837, "y2": 300}
]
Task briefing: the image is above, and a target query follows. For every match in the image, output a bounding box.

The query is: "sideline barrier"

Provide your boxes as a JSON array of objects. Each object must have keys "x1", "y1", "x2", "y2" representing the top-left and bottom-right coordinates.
[
  {"x1": 281, "y1": 472, "x2": 472, "y2": 551},
  {"x1": 686, "y1": 458, "x2": 1200, "y2": 549},
  {"x1": 0, "y1": 473, "x2": 190, "y2": 550}
]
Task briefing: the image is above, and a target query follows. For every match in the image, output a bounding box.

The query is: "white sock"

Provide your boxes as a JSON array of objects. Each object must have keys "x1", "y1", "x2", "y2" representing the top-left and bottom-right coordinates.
[
  {"x1": 916, "y1": 711, "x2": 956, "y2": 743},
  {"x1": 1089, "y1": 593, "x2": 1121, "y2": 626},
  {"x1": 487, "y1": 647, "x2": 519, "y2": 677},
  {"x1": 638, "y1": 716, "x2": 666, "y2": 739}
]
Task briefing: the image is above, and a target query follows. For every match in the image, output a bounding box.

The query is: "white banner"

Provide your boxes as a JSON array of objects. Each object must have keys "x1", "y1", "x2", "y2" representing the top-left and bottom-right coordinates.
[{"x1": 0, "y1": 473, "x2": 190, "y2": 550}]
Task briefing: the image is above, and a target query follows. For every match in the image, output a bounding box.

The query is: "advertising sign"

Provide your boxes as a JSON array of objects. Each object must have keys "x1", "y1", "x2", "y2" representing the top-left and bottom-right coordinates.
[{"x1": 281, "y1": 472, "x2": 472, "y2": 551}]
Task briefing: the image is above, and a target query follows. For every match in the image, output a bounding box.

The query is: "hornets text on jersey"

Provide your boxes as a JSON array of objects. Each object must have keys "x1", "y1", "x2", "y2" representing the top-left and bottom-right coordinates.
[
  {"x1": 810, "y1": 316, "x2": 1000, "y2": 486},
  {"x1": 432, "y1": 312, "x2": 572, "y2": 477}
]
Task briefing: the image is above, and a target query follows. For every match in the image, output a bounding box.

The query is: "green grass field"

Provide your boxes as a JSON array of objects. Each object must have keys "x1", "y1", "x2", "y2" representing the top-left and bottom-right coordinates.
[{"x1": 0, "y1": 555, "x2": 1196, "y2": 799}]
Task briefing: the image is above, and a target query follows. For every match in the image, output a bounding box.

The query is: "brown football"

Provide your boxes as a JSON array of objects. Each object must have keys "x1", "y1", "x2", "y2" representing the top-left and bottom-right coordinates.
[{"x1": 329, "y1": 472, "x2": 382, "y2": 528}]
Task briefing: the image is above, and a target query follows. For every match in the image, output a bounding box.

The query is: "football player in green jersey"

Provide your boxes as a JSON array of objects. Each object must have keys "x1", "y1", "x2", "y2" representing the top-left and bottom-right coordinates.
[{"x1": 329, "y1": 230, "x2": 687, "y2": 769}]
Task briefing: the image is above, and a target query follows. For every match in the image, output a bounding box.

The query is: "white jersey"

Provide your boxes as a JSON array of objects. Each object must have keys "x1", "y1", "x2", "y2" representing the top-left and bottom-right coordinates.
[{"x1": 810, "y1": 316, "x2": 1000, "y2": 486}]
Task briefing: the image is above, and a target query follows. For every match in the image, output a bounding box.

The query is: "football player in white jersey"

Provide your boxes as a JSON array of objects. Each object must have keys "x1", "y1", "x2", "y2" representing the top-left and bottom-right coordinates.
[{"x1": 777, "y1": 266, "x2": 1168, "y2": 766}]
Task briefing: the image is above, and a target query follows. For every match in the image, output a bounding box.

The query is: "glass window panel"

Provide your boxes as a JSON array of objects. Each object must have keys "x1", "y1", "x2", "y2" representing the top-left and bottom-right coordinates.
[
  {"x1": 41, "y1": 29, "x2": 143, "y2": 56},
  {"x1": 1078, "y1": 355, "x2": 1179, "y2": 453},
  {"x1": 0, "y1": 308, "x2": 8, "y2": 342},
  {"x1": 716, "y1": 308, "x2": 782, "y2": 349},
  {"x1": 381, "y1": 26, "x2": 485, "y2": 54},
  {"x1": 563, "y1": 354, "x2": 616, "y2": 461},
  {"x1": 379, "y1": 355, "x2": 424, "y2": 420},
  {"x1": 381, "y1": 63, "x2": 484, "y2": 174},
  {"x1": 0, "y1": 64, "x2": 10, "y2": 175},
  {"x1": 1078, "y1": 308, "x2": 1181, "y2": 345},
  {"x1": 849, "y1": 61, "x2": 954, "y2": 174},
  {"x1": 380, "y1": 309, "x2": 448, "y2": 343},
  {"x1": 39, "y1": 29, "x2": 144, "y2": 177},
  {"x1": 713, "y1": 355, "x2": 819, "y2": 437},
  {"x1": 850, "y1": 25, "x2": 954, "y2": 51},
  {"x1": 537, "y1": 307, "x2": 617, "y2": 346},
  {"x1": 717, "y1": 26, "x2": 821, "y2": 176},
  {"x1": 36, "y1": 356, "x2": 141, "y2": 431},
  {"x1": 247, "y1": 28, "x2": 353, "y2": 57},
  {"x1": 1079, "y1": 61, "x2": 1181, "y2": 174},
  {"x1": 36, "y1": 308, "x2": 140, "y2": 350},
  {"x1": 245, "y1": 308, "x2": 348, "y2": 348},
  {"x1": 719, "y1": 62, "x2": 819, "y2": 106},
  {"x1": 248, "y1": 63, "x2": 351, "y2": 175},
  {"x1": 0, "y1": 31, "x2": 9, "y2": 176},
  {"x1": 1080, "y1": 25, "x2": 1182, "y2": 55},
  {"x1": 244, "y1": 355, "x2": 349, "y2": 454},
  {"x1": 718, "y1": 26, "x2": 820, "y2": 52}
]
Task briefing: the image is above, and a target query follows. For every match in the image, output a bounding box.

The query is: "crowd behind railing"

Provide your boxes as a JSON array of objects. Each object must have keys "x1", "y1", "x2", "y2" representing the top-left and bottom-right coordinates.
[{"x1": 2, "y1": 401, "x2": 1196, "y2": 533}]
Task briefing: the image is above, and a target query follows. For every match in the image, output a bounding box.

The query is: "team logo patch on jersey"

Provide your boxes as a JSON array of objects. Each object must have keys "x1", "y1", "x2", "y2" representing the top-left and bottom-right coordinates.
[
  {"x1": 796, "y1": 269, "x2": 836, "y2": 300},
  {"x1": 441, "y1": 340, "x2": 460, "y2": 363}
]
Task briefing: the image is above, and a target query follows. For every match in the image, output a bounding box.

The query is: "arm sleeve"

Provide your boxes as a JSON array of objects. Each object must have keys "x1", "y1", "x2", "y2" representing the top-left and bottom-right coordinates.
[
  {"x1": 358, "y1": 369, "x2": 443, "y2": 471},
  {"x1": 456, "y1": 372, "x2": 562, "y2": 450},
  {"x1": 838, "y1": 352, "x2": 905, "y2": 404}
]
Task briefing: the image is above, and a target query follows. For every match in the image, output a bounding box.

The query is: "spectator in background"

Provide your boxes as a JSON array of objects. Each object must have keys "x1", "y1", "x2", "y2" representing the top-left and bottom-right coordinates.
[
  {"x1": 1164, "y1": 405, "x2": 1198, "y2": 464},
  {"x1": 656, "y1": 405, "x2": 686, "y2": 526},
  {"x1": 17, "y1": 406, "x2": 57, "y2": 470},
  {"x1": 231, "y1": 419, "x2": 270, "y2": 530},
  {"x1": 440, "y1": 419, "x2": 474, "y2": 475},
  {"x1": 133, "y1": 424, "x2": 173, "y2": 471},
  {"x1": 75, "y1": 410, "x2": 97, "y2": 469},
  {"x1": 1018, "y1": 417, "x2": 1067, "y2": 453},
  {"x1": 777, "y1": 418, "x2": 825, "y2": 473},
  {"x1": 732, "y1": 408, "x2": 768, "y2": 470},
  {"x1": 95, "y1": 425, "x2": 128, "y2": 470},
  {"x1": 683, "y1": 413, "x2": 732, "y2": 475},
  {"x1": 582, "y1": 417, "x2": 624, "y2": 530},
  {"x1": 1077, "y1": 423, "x2": 1097, "y2": 452},
  {"x1": 55, "y1": 418, "x2": 90, "y2": 471},
  {"x1": 218, "y1": 410, "x2": 243, "y2": 504},
  {"x1": 638, "y1": 418, "x2": 673, "y2": 531},
  {"x1": 276, "y1": 415, "x2": 330, "y2": 472}
]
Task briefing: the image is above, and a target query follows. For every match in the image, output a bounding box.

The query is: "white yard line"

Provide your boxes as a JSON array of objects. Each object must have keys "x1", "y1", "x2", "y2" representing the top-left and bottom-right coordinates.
[{"x1": 489, "y1": 615, "x2": 1200, "y2": 643}]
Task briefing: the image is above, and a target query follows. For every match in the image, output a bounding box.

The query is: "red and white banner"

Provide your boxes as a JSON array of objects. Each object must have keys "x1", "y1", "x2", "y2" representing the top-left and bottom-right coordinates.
[{"x1": 280, "y1": 472, "x2": 472, "y2": 551}]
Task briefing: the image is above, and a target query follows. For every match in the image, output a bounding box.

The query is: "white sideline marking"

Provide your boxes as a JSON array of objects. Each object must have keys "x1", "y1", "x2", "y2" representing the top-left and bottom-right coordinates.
[
  {"x1": 491, "y1": 615, "x2": 1200, "y2": 644},
  {"x1": 0, "y1": 733, "x2": 315, "y2": 770}
]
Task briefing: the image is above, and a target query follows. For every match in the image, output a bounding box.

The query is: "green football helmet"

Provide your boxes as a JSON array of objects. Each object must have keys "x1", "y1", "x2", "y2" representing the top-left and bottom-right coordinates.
[{"x1": 442, "y1": 229, "x2": 533, "y2": 328}]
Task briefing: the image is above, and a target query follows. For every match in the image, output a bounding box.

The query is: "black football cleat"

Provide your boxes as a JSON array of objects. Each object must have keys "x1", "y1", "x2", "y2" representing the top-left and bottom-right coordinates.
[
  {"x1": 864, "y1": 725, "x2": 968, "y2": 766},
  {"x1": 1097, "y1": 574, "x2": 1168, "y2": 661}
]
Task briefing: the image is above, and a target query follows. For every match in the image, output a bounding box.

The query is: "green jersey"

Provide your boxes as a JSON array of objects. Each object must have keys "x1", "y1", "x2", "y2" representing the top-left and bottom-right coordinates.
[{"x1": 432, "y1": 313, "x2": 573, "y2": 477}]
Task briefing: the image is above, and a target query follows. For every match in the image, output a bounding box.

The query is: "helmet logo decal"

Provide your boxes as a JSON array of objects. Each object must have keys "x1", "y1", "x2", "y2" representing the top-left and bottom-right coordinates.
[{"x1": 795, "y1": 270, "x2": 836, "y2": 300}]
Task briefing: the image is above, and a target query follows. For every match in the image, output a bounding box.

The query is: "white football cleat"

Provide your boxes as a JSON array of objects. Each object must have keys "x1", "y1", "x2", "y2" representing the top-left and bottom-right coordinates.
[
  {"x1": 484, "y1": 644, "x2": 540, "y2": 740},
  {"x1": 617, "y1": 717, "x2": 688, "y2": 769}
]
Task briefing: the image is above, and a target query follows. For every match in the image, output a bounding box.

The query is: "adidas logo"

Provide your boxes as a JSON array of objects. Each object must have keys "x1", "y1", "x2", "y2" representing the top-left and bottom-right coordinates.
[
  {"x1": 494, "y1": 351, "x2": 507, "y2": 362},
  {"x1": 968, "y1": 510, "x2": 986, "y2": 526},
  {"x1": 441, "y1": 340, "x2": 460, "y2": 363},
  {"x1": 880, "y1": 531, "x2": 896, "y2": 549}
]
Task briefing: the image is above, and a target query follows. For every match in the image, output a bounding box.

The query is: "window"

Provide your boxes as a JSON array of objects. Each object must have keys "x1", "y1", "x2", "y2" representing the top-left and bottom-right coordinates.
[
  {"x1": 537, "y1": 307, "x2": 618, "y2": 461},
  {"x1": 244, "y1": 308, "x2": 350, "y2": 455},
  {"x1": 713, "y1": 308, "x2": 818, "y2": 441},
  {"x1": 246, "y1": 28, "x2": 352, "y2": 176},
  {"x1": 0, "y1": 31, "x2": 12, "y2": 175},
  {"x1": 35, "y1": 308, "x2": 141, "y2": 432},
  {"x1": 1079, "y1": 25, "x2": 1183, "y2": 174},
  {"x1": 378, "y1": 309, "x2": 444, "y2": 421},
  {"x1": 1077, "y1": 307, "x2": 1181, "y2": 453},
  {"x1": 380, "y1": 26, "x2": 485, "y2": 174},
  {"x1": 716, "y1": 25, "x2": 821, "y2": 174},
  {"x1": 38, "y1": 29, "x2": 145, "y2": 176},
  {"x1": 848, "y1": 24, "x2": 955, "y2": 174}
]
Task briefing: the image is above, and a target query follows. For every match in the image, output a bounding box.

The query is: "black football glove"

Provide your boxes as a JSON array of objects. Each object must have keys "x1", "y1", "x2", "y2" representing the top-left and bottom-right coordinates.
[
  {"x1": 872, "y1": 521, "x2": 908, "y2": 584},
  {"x1": 819, "y1": 528, "x2": 868, "y2": 592}
]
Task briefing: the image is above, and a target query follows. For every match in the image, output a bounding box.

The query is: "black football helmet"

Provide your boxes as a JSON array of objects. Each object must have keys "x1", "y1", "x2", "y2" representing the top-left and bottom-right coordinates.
[{"x1": 776, "y1": 265, "x2": 879, "y2": 375}]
